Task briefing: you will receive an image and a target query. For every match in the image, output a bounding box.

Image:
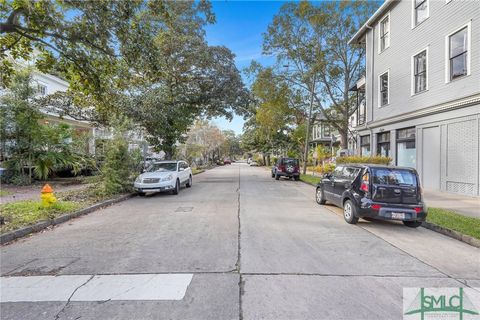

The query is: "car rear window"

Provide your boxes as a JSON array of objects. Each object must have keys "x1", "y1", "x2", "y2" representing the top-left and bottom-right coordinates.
[
  {"x1": 371, "y1": 168, "x2": 417, "y2": 186},
  {"x1": 283, "y1": 159, "x2": 298, "y2": 166}
]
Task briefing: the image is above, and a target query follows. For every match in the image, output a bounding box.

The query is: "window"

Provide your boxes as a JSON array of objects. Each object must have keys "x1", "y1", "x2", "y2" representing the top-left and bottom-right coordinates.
[
  {"x1": 414, "y1": 0, "x2": 428, "y2": 26},
  {"x1": 377, "y1": 132, "x2": 391, "y2": 157},
  {"x1": 344, "y1": 167, "x2": 360, "y2": 181},
  {"x1": 332, "y1": 166, "x2": 345, "y2": 179},
  {"x1": 396, "y1": 128, "x2": 416, "y2": 168},
  {"x1": 448, "y1": 26, "x2": 469, "y2": 80},
  {"x1": 413, "y1": 49, "x2": 427, "y2": 94},
  {"x1": 379, "y1": 71, "x2": 389, "y2": 106},
  {"x1": 360, "y1": 135, "x2": 370, "y2": 156},
  {"x1": 357, "y1": 89, "x2": 366, "y2": 126},
  {"x1": 322, "y1": 123, "x2": 331, "y2": 137},
  {"x1": 36, "y1": 83, "x2": 47, "y2": 95},
  {"x1": 379, "y1": 14, "x2": 390, "y2": 52}
]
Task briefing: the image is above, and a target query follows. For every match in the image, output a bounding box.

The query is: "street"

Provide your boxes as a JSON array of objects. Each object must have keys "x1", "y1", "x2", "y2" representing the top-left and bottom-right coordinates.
[{"x1": 1, "y1": 164, "x2": 479, "y2": 320}]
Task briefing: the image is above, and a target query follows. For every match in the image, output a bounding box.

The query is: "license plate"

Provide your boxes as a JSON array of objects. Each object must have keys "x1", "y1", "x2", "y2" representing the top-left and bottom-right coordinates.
[
  {"x1": 146, "y1": 189, "x2": 161, "y2": 192},
  {"x1": 391, "y1": 212, "x2": 405, "y2": 220}
]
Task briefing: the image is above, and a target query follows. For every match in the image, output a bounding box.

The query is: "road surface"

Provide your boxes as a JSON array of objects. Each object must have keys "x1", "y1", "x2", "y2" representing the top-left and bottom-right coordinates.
[{"x1": 1, "y1": 164, "x2": 479, "y2": 319}]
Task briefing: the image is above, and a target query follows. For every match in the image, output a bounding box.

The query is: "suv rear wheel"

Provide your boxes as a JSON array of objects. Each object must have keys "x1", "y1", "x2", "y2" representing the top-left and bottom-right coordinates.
[
  {"x1": 315, "y1": 187, "x2": 326, "y2": 205},
  {"x1": 343, "y1": 200, "x2": 359, "y2": 224},
  {"x1": 403, "y1": 220, "x2": 422, "y2": 228}
]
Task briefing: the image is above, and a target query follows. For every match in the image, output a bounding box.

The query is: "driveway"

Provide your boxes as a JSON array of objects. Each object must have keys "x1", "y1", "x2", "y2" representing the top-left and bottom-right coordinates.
[{"x1": 1, "y1": 164, "x2": 479, "y2": 319}]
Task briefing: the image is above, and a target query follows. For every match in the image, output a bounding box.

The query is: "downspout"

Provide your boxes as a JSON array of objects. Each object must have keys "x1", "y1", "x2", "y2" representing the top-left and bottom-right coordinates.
[{"x1": 365, "y1": 23, "x2": 375, "y2": 149}]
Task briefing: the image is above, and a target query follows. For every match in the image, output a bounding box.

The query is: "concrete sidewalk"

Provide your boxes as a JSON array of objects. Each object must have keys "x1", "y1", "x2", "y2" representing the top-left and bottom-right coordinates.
[{"x1": 423, "y1": 190, "x2": 479, "y2": 219}]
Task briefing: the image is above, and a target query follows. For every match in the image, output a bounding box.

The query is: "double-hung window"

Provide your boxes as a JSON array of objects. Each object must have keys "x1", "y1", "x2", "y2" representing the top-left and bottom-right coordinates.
[
  {"x1": 448, "y1": 26, "x2": 469, "y2": 80},
  {"x1": 379, "y1": 71, "x2": 389, "y2": 106},
  {"x1": 414, "y1": 0, "x2": 428, "y2": 26},
  {"x1": 379, "y1": 15, "x2": 390, "y2": 52},
  {"x1": 377, "y1": 132, "x2": 391, "y2": 157},
  {"x1": 413, "y1": 49, "x2": 427, "y2": 94},
  {"x1": 360, "y1": 135, "x2": 371, "y2": 156}
]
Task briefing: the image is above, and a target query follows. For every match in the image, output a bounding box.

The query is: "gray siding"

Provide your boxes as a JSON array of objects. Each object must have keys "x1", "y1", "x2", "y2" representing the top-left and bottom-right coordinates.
[{"x1": 365, "y1": 0, "x2": 480, "y2": 123}]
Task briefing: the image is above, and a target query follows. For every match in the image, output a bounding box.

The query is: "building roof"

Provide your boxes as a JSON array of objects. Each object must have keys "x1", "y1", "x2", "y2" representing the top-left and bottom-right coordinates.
[{"x1": 348, "y1": 0, "x2": 398, "y2": 45}]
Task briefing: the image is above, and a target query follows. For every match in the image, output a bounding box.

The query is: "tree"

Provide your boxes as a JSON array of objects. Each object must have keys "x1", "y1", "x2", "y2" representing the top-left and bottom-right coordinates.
[
  {"x1": 121, "y1": 20, "x2": 250, "y2": 158},
  {"x1": 0, "y1": 0, "x2": 214, "y2": 97},
  {"x1": 263, "y1": 0, "x2": 378, "y2": 149},
  {"x1": 0, "y1": 70, "x2": 89, "y2": 182}
]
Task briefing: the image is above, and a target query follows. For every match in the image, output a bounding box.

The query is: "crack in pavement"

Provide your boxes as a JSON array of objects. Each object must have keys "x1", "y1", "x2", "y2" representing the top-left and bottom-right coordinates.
[
  {"x1": 236, "y1": 165, "x2": 243, "y2": 320},
  {"x1": 236, "y1": 166, "x2": 243, "y2": 320},
  {"x1": 54, "y1": 275, "x2": 94, "y2": 320}
]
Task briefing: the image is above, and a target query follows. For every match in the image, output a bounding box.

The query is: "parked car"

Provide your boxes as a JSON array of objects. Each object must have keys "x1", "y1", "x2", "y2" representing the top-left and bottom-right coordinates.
[
  {"x1": 315, "y1": 164, "x2": 426, "y2": 227},
  {"x1": 271, "y1": 157, "x2": 300, "y2": 181},
  {"x1": 134, "y1": 160, "x2": 192, "y2": 196},
  {"x1": 249, "y1": 161, "x2": 259, "y2": 166},
  {"x1": 223, "y1": 158, "x2": 232, "y2": 165}
]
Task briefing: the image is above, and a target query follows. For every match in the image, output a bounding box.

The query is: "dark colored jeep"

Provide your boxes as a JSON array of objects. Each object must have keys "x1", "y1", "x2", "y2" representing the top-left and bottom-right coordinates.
[
  {"x1": 271, "y1": 157, "x2": 300, "y2": 180},
  {"x1": 315, "y1": 164, "x2": 427, "y2": 227}
]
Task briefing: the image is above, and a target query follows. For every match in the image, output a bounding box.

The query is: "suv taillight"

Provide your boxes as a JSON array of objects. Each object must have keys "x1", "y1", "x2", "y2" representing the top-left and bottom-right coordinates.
[{"x1": 360, "y1": 172, "x2": 369, "y2": 192}]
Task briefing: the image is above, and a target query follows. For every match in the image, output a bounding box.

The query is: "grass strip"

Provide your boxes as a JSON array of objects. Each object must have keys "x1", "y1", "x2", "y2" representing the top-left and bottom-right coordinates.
[
  {"x1": 0, "y1": 200, "x2": 82, "y2": 233},
  {"x1": 427, "y1": 207, "x2": 480, "y2": 240},
  {"x1": 300, "y1": 174, "x2": 321, "y2": 186}
]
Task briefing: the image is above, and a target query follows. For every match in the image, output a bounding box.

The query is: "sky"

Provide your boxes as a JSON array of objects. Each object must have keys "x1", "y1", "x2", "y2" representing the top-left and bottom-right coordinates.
[{"x1": 205, "y1": 1, "x2": 286, "y2": 135}]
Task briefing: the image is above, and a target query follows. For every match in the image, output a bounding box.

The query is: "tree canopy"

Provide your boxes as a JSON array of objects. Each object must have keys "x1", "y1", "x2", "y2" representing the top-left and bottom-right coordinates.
[
  {"x1": 263, "y1": 0, "x2": 378, "y2": 148},
  {"x1": 1, "y1": 0, "x2": 250, "y2": 159}
]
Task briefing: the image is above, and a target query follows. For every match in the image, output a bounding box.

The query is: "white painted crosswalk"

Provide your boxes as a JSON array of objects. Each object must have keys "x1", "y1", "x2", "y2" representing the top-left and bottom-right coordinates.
[{"x1": 0, "y1": 274, "x2": 193, "y2": 302}]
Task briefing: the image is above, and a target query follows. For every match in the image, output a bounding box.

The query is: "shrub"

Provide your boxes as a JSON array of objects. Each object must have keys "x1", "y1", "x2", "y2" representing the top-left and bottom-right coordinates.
[
  {"x1": 311, "y1": 163, "x2": 336, "y2": 174},
  {"x1": 336, "y1": 156, "x2": 391, "y2": 165},
  {"x1": 99, "y1": 136, "x2": 136, "y2": 195}
]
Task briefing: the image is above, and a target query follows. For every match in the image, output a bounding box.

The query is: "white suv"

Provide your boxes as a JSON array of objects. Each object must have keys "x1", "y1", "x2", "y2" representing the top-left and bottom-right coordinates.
[{"x1": 134, "y1": 160, "x2": 192, "y2": 196}]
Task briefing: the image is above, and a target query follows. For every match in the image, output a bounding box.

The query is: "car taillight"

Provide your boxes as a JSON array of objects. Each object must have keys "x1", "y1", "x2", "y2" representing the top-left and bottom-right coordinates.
[
  {"x1": 360, "y1": 172, "x2": 369, "y2": 192},
  {"x1": 371, "y1": 204, "x2": 381, "y2": 210},
  {"x1": 414, "y1": 207, "x2": 422, "y2": 213}
]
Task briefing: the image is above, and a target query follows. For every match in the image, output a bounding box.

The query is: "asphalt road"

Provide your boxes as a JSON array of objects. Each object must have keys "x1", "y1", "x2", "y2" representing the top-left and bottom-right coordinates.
[{"x1": 1, "y1": 164, "x2": 479, "y2": 319}]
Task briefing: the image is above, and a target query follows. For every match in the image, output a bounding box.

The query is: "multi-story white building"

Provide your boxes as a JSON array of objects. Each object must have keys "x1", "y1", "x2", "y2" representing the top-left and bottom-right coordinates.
[
  {"x1": 32, "y1": 71, "x2": 96, "y2": 154},
  {"x1": 349, "y1": 0, "x2": 480, "y2": 196}
]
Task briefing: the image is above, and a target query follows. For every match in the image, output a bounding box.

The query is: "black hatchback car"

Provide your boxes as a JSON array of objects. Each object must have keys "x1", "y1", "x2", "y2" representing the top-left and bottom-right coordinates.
[
  {"x1": 271, "y1": 157, "x2": 300, "y2": 180},
  {"x1": 315, "y1": 164, "x2": 427, "y2": 227}
]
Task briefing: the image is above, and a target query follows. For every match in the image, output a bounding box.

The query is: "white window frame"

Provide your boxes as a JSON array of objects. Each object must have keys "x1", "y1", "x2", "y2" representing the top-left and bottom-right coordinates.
[
  {"x1": 411, "y1": 0, "x2": 429, "y2": 29},
  {"x1": 445, "y1": 21, "x2": 471, "y2": 83},
  {"x1": 378, "y1": 70, "x2": 390, "y2": 107},
  {"x1": 411, "y1": 46, "x2": 429, "y2": 95},
  {"x1": 378, "y1": 12, "x2": 390, "y2": 54}
]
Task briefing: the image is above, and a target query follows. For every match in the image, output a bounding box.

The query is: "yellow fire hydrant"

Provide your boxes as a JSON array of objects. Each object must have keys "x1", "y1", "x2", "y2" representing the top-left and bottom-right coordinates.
[{"x1": 40, "y1": 184, "x2": 57, "y2": 208}]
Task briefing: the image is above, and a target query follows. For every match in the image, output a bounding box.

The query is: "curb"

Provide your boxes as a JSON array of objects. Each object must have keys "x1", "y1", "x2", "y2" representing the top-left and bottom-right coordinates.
[
  {"x1": 1, "y1": 193, "x2": 135, "y2": 245},
  {"x1": 421, "y1": 221, "x2": 480, "y2": 248}
]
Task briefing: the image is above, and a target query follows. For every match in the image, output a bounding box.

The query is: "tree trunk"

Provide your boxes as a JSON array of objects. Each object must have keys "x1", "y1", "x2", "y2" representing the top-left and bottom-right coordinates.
[
  {"x1": 266, "y1": 154, "x2": 271, "y2": 166},
  {"x1": 340, "y1": 128, "x2": 348, "y2": 150}
]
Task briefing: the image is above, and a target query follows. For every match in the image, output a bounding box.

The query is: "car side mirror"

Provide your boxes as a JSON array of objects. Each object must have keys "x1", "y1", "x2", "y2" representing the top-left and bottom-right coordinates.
[{"x1": 324, "y1": 173, "x2": 332, "y2": 180}]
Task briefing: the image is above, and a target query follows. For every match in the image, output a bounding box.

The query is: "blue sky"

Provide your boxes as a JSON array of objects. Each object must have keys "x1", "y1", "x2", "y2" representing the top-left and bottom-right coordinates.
[{"x1": 205, "y1": 1, "x2": 286, "y2": 135}]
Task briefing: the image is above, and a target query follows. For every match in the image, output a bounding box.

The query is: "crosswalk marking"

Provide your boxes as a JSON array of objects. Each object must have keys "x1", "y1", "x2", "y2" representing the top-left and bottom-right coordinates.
[{"x1": 0, "y1": 274, "x2": 193, "y2": 302}]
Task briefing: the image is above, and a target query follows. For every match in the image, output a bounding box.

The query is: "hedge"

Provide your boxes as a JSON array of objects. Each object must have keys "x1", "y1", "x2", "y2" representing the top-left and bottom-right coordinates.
[{"x1": 335, "y1": 156, "x2": 391, "y2": 165}]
